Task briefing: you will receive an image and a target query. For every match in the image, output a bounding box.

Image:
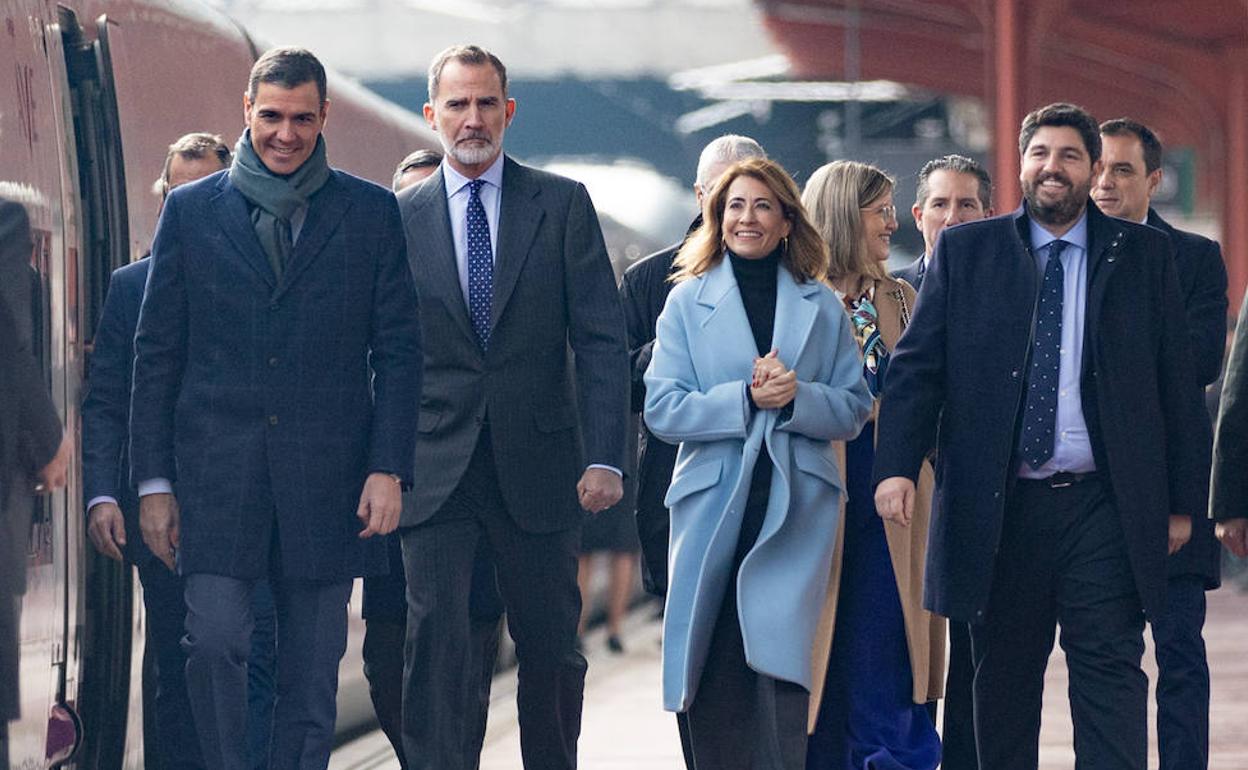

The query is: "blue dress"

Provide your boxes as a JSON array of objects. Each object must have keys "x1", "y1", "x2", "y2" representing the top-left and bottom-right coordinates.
[{"x1": 806, "y1": 291, "x2": 941, "y2": 770}]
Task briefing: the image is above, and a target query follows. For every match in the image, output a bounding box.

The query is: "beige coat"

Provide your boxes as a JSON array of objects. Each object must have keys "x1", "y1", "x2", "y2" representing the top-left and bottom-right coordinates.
[{"x1": 806, "y1": 276, "x2": 947, "y2": 732}]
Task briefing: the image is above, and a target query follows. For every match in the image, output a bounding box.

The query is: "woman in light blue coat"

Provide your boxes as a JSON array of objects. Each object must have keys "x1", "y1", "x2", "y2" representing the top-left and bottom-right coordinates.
[{"x1": 645, "y1": 157, "x2": 872, "y2": 769}]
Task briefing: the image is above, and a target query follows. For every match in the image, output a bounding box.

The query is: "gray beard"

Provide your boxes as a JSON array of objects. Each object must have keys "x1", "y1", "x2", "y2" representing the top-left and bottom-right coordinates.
[{"x1": 441, "y1": 134, "x2": 499, "y2": 167}]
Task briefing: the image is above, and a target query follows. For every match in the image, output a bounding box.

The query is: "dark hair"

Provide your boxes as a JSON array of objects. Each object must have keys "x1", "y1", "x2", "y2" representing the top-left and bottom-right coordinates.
[
  {"x1": 915, "y1": 154, "x2": 992, "y2": 210},
  {"x1": 1100, "y1": 118, "x2": 1163, "y2": 174},
  {"x1": 248, "y1": 47, "x2": 327, "y2": 105},
  {"x1": 1018, "y1": 103, "x2": 1101, "y2": 163},
  {"x1": 391, "y1": 149, "x2": 443, "y2": 191},
  {"x1": 428, "y1": 45, "x2": 508, "y2": 101},
  {"x1": 153, "y1": 132, "x2": 231, "y2": 198}
]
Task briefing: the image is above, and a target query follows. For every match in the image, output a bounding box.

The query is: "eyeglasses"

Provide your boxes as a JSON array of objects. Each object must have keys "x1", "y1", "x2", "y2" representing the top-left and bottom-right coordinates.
[{"x1": 861, "y1": 203, "x2": 898, "y2": 222}]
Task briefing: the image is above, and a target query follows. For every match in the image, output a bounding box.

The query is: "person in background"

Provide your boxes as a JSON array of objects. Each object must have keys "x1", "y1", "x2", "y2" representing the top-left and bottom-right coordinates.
[
  {"x1": 874, "y1": 103, "x2": 1207, "y2": 770},
  {"x1": 620, "y1": 134, "x2": 767, "y2": 768},
  {"x1": 897, "y1": 153, "x2": 993, "y2": 770},
  {"x1": 645, "y1": 157, "x2": 871, "y2": 769},
  {"x1": 130, "y1": 48, "x2": 422, "y2": 769},
  {"x1": 1092, "y1": 117, "x2": 1228, "y2": 770},
  {"x1": 0, "y1": 196, "x2": 72, "y2": 766},
  {"x1": 363, "y1": 146, "x2": 504, "y2": 770},
  {"x1": 897, "y1": 154, "x2": 993, "y2": 294},
  {"x1": 801, "y1": 160, "x2": 943, "y2": 770},
  {"x1": 397, "y1": 44, "x2": 627, "y2": 770},
  {"x1": 576, "y1": 474, "x2": 639, "y2": 654}
]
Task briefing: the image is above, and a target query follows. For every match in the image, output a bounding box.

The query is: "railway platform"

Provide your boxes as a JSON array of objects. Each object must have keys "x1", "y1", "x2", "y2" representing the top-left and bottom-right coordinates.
[{"x1": 331, "y1": 584, "x2": 1248, "y2": 769}]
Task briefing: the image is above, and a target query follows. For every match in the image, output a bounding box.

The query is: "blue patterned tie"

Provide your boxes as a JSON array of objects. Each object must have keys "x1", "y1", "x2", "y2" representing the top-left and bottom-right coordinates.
[
  {"x1": 1019, "y1": 239, "x2": 1067, "y2": 469},
  {"x1": 466, "y1": 179, "x2": 493, "y2": 349}
]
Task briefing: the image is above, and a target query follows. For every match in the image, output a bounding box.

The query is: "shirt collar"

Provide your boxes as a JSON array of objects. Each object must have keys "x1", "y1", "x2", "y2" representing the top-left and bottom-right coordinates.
[
  {"x1": 442, "y1": 153, "x2": 505, "y2": 198},
  {"x1": 1028, "y1": 208, "x2": 1089, "y2": 253}
]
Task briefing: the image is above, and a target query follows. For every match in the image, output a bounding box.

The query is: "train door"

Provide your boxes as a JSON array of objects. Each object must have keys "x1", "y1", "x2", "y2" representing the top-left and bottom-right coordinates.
[{"x1": 57, "y1": 8, "x2": 139, "y2": 768}]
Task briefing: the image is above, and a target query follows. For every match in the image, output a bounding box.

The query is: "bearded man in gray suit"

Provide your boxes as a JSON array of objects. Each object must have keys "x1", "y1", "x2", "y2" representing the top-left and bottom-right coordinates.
[{"x1": 396, "y1": 45, "x2": 629, "y2": 770}]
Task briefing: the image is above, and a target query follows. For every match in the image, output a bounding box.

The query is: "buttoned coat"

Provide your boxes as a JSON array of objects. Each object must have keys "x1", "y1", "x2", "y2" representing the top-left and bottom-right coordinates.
[
  {"x1": 397, "y1": 157, "x2": 628, "y2": 532},
  {"x1": 1212, "y1": 294, "x2": 1248, "y2": 521},
  {"x1": 806, "y1": 278, "x2": 944, "y2": 733},
  {"x1": 129, "y1": 170, "x2": 422, "y2": 581},
  {"x1": 644, "y1": 256, "x2": 871, "y2": 715},
  {"x1": 874, "y1": 204, "x2": 1208, "y2": 623}
]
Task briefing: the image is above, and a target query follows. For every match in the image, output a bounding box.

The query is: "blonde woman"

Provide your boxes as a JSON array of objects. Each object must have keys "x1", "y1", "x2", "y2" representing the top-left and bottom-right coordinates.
[
  {"x1": 645, "y1": 157, "x2": 871, "y2": 768},
  {"x1": 801, "y1": 160, "x2": 944, "y2": 769}
]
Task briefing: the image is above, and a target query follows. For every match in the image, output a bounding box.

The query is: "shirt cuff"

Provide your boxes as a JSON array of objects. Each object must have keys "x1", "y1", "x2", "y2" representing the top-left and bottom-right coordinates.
[
  {"x1": 138, "y1": 478, "x2": 174, "y2": 497},
  {"x1": 87, "y1": 495, "x2": 118, "y2": 513},
  {"x1": 587, "y1": 464, "x2": 623, "y2": 478}
]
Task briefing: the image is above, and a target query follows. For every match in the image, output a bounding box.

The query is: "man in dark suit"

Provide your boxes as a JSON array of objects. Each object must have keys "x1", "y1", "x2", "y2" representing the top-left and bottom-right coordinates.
[
  {"x1": 0, "y1": 197, "x2": 70, "y2": 765},
  {"x1": 1091, "y1": 118, "x2": 1228, "y2": 770},
  {"x1": 894, "y1": 153, "x2": 993, "y2": 770},
  {"x1": 1212, "y1": 299, "x2": 1248, "y2": 555},
  {"x1": 397, "y1": 44, "x2": 628, "y2": 770},
  {"x1": 130, "y1": 48, "x2": 422, "y2": 770},
  {"x1": 896, "y1": 154, "x2": 993, "y2": 294},
  {"x1": 874, "y1": 103, "x2": 1207, "y2": 770}
]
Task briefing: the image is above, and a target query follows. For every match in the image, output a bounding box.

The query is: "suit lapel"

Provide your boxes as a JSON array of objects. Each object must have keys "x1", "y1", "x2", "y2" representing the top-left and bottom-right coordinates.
[
  {"x1": 211, "y1": 177, "x2": 277, "y2": 289},
  {"x1": 275, "y1": 173, "x2": 350, "y2": 300},
  {"x1": 771, "y1": 267, "x2": 819, "y2": 368},
  {"x1": 491, "y1": 157, "x2": 543, "y2": 332},
  {"x1": 406, "y1": 169, "x2": 477, "y2": 346}
]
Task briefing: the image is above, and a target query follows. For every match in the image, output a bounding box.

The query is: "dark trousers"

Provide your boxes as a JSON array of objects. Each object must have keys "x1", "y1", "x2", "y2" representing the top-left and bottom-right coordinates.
[
  {"x1": 400, "y1": 428, "x2": 586, "y2": 770},
  {"x1": 1150, "y1": 573, "x2": 1210, "y2": 770},
  {"x1": 248, "y1": 580, "x2": 278, "y2": 770},
  {"x1": 183, "y1": 574, "x2": 352, "y2": 770},
  {"x1": 970, "y1": 476, "x2": 1147, "y2": 770},
  {"x1": 940, "y1": 619, "x2": 978, "y2": 770},
  {"x1": 683, "y1": 565, "x2": 809, "y2": 770}
]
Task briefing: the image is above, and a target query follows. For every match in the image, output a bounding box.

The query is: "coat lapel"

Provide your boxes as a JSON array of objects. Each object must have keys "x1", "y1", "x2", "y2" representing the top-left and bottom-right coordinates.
[
  {"x1": 770, "y1": 268, "x2": 819, "y2": 369},
  {"x1": 491, "y1": 157, "x2": 543, "y2": 333},
  {"x1": 211, "y1": 177, "x2": 277, "y2": 289},
  {"x1": 275, "y1": 173, "x2": 351, "y2": 299},
  {"x1": 695, "y1": 257, "x2": 758, "y2": 379},
  {"x1": 1084, "y1": 204, "x2": 1126, "y2": 365},
  {"x1": 406, "y1": 169, "x2": 477, "y2": 346}
]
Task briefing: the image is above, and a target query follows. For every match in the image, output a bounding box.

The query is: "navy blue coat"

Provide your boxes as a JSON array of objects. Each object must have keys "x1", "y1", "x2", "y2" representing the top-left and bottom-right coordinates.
[
  {"x1": 130, "y1": 170, "x2": 422, "y2": 581},
  {"x1": 82, "y1": 259, "x2": 150, "y2": 564},
  {"x1": 1146, "y1": 209, "x2": 1227, "y2": 587},
  {"x1": 874, "y1": 204, "x2": 1207, "y2": 623}
]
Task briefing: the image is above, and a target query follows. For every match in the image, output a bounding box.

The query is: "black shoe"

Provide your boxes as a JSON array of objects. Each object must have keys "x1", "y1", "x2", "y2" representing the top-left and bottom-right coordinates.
[{"x1": 606, "y1": 635, "x2": 624, "y2": 654}]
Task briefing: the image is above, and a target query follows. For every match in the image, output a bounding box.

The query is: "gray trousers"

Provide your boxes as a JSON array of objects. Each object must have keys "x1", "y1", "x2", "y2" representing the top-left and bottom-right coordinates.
[{"x1": 183, "y1": 573, "x2": 352, "y2": 770}]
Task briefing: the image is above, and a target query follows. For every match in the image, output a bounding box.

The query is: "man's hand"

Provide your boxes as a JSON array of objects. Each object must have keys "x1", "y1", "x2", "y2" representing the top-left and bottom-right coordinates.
[
  {"x1": 357, "y1": 473, "x2": 403, "y2": 538},
  {"x1": 1216, "y1": 518, "x2": 1248, "y2": 558},
  {"x1": 140, "y1": 493, "x2": 180, "y2": 571},
  {"x1": 875, "y1": 476, "x2": 915, "y2": 527},
  {"x1": 88, "y1": 502, "x2": 127, "y2": 562},
  {"x1": 578, "y1": 467, "x2": 623, "y2": 514},
  {"x1": 1167, "y1": 515, "x2": 1193, "y2": 555},
  {"x1": 34, "y1": 431, "x2": 72, "y2": 493}
]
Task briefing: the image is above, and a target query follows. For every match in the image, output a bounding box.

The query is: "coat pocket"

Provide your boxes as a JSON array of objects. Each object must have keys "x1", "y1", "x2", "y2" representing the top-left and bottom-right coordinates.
[
  {"x1": 417, "y1": 409, "x2": 442, "y2": 434},
  {"x1": 793, "y1": 447, "x2": 843, "y2": 491},
  {"x1": 664, "y1": 458, "x2": 723, "y2": 508},
  {"x1": 533, "y1": 404, "x2": 577, "y2": 433}
]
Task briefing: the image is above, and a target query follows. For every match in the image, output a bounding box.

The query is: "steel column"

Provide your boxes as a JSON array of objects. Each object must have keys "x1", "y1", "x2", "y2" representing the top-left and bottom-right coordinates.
[
  {"x1": 993, "y1": 0, "x2": 1023, "y2": 209},
  {"x1": 1224, "y1": 48, "x2": 1248, "y2": 312}
]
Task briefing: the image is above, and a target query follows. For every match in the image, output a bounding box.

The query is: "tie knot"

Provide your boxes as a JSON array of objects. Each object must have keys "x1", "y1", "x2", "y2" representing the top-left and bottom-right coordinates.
[
  {"x1": 1049, "y1": 239, "x2": 1068, "y2": 259},
  {"x1": 469, "y1": 179, "x2": 485, "y2": 197}
]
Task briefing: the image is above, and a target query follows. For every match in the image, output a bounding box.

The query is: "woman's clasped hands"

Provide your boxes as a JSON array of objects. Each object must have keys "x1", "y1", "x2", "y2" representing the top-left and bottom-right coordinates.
[{"x1": 750, "y1": 348, "x2": 798, "y2": 410}]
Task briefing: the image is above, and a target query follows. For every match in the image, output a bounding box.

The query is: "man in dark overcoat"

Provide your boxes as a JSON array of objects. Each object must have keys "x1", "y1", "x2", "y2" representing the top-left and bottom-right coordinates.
[
  {"x1": 874, "y1": 103, "x2": 1207, "y2": 770},
  {"x1": 396, "y1": 44, "x2": 628, "y2": 770},
  {"x1": 129, "y1": 48, "x2": 421, "y2": 769},
  {"x1": 1092, "y1": 118, "x2": 1228, "y2": 770}
]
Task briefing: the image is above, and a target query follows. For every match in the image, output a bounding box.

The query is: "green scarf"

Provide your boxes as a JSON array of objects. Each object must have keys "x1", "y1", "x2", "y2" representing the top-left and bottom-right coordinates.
[{"x1": 229, "y1": 129, "x2": 332, "y2": 280}]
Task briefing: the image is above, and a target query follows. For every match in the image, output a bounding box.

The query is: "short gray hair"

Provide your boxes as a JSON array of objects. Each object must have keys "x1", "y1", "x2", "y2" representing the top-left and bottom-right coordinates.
[
  {"x1": 427, "y1": 45, "x2": 507, "y2": 102},
  {"x1": 696, "y1": 134, "x2": 766, "y2": 189},
  {"x1": 152, "y1": 132, "x2": 231, "y2": 198},
  {"x1": 914, "y1": 154, "x2": 992, "y2": 210},
  {"x1": 391, "y1": 149, "x2": 443, "y2": 191}
]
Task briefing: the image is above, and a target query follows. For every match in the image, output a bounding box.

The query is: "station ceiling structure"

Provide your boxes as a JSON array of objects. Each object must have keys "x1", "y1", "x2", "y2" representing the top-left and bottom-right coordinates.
[{"x1": 757, "y1": 0, "x2": 1248, "y2": 307}]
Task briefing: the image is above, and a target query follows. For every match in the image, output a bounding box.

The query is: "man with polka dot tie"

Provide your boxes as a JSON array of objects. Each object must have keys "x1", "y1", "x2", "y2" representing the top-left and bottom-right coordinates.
[
  {"x1": 395, "y1": 45, "x2": 628, "y2": 770},
  {"x1": 872, "y1": 103, "x2": 1208, "y2": 770}
]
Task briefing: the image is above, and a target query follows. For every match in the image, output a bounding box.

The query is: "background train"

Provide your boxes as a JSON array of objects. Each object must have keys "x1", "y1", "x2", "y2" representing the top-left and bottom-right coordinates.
[{"x1": 1, "y1": 1, "x2": 654, "y2": 766}]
